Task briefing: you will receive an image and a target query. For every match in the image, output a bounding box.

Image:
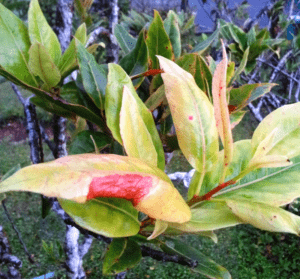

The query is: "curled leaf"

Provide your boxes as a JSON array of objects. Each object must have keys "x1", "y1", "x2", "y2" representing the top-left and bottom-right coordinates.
[{"x1": 0, "y1": 154, "x2": 191, "y2": 223}]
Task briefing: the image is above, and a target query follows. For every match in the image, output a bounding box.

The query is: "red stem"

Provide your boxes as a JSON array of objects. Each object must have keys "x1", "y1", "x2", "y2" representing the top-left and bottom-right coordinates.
[{"x1": 188, "y1": 179, "x2": 236, "y2": 206}]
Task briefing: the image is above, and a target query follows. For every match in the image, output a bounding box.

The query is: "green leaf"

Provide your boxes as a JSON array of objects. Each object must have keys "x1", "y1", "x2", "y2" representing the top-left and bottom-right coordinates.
[
  {"x1": 228, "y1": 24, "x2": 247, "y2": 51},
  {"x1": 30, "y1": 96, "x2": 74, "y2": 118},
  {"x1": 215, "y1": 162, "x2": 300, "y2": 207},
  {"x1": 176, "y1": 54, "x2": 212, "y2": 95},
  {"x1": 161, "y1": 238, "x2": 231, "y2": 279},
  {"x1": 201, "y1": 140, "x2": 252, "y2": 195},
  {"x1": 119, "y1": 30, "x2": 148, "y2": 88},
  {"x1": 120, "y1": 86, "x2": 165, "y2": 170},
  {"x1": 164, "y1": 10, "x2": 181, "y2": 58},
  {"x1": 28, "y1": 43, "x2": 61, "y2": 87},
  {"x1": 69, "y1": 131, "x2": 111, "y2": 155},
  {"x1": 247, "y1": 27, "x2": 256, "y2": 46},
  {"x1": 145, "y1": 85, "x2": 166, "y2": 111},
  {"x1": 103, "y1": 238, "x2": 141, "y2": 275},
  {"x1": 59, "y1": 23, "x2": 87, "y2": 78},
  {"x1": 230, "y1": 110, "x2": 246, "y2": 129},
  {"x1": 158, "y1": 56, "x2": 219, "y2": 176},
  {"x1": 182, "y1": 15, "x2": 195, "y2": 32},
  {"x1": 146, "y1": 10, "x2": 174, "y2": 69},
  {"x1": 28, "y1": 0, "x2": 61, "y2": 65},
  {"x1": 251, "y1": 103, "x2": 300, "y2": 159},
  {"x1": 0, "y1": 154, "x2": 191, "y2": 223},
  {"x1": 169, "y1": 200, "x2": 241, "y2": 232},
  {"x1": 226, "y1": 62, "x2": 235, "y2": 86},
  {"x1": 76, "y1": 39, "x2": 106, "y2": 110},
  {"x1": 191, "y1": 29, "x2": 219, "y2": 54},
  {"x1": 59, "y1": 198, "x2": 140, "y2": 237},
  {"x1": 147, "y1": 219, "x2": 168, "y2": 240},
  {"x1": 114, "y1": 24, "x2": 137, "y2": 54},
  {"x1": 229, "y1": 83, "x2": 277, "y2": 111},
  {"x1": 0, "y1": 3, "x2": 37, "y2": 86},
  {"x1": 229, "y1": 47, "x2": 249, "y2": 85},
  {"x1": 225, "y1": 199, "x2": 300, "y2": 235},
  {"x1": 106, "y1": 64, "x2": 165, "y2": 171}
]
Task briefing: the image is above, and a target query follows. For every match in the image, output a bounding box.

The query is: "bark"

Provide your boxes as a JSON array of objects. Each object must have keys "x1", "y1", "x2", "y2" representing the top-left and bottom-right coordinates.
[{"x1": 106, "y1": 0, "x2": 119, "y2": 63}]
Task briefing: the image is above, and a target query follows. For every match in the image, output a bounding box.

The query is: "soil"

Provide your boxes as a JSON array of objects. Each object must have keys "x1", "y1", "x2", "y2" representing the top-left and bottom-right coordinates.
[{"x1": 0, "y1": 118, "x2": 53, "y2": 143}]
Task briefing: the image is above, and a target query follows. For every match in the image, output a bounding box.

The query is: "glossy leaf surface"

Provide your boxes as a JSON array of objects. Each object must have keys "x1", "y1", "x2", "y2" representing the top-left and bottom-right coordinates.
[
  {"x1": 119, "y1": 30, "x2": 148, "y2": 88},
  {"x1": 59, "y1": 23, "x2": 87, "y2": 78},
  {"x1": 226, "y1": 200, "x2": 300, "y2": 235},
  {"x1": 76, "y1": 39, "x2": 106, "y2": 110},
  {"x1": 229, "y1": 83, "x2": 276, "y2": 111},
  {"x1": 120, "y1": 86, "x2": 163, "y2": 169},
  {"x1": 59, "y1": 197, "x2": 140, "y2": 237},
  {"x1": 164, "y1": 10, "x2": 181, "y2": 58},
  {"x1": 176, "y1": 54, "x2": 212, "y2": 96},
  {"x1": 0, "y1": 154, "x2": 190, "y2": 223},
  {"x1": 28, "y1": 0, "x2": 61, "y2": 65},
  {"x1": 158, "y1": 56, "x2": 219, "y2": 173},
  {"x1": 161, "y1": 238, "x2": 231, "y2": 279},
  {"x1": 251, "y1": 102, "x2": 300, "y2": 159},
  {"x1": 215, "y1": 162, "x2": 300, "y2": 207},
  {"x1": 28, "y1": 43, "x2": 61, "y2": 87},
  {"x1": 0, "y1": 3, "x2": 37, "y2": 86},
  {"x1": 69, "y1": 131, "x2": 111, "y2": 154},
  {"x1": 103, "y1": 238, "x2": 141, "y2": 275},
  {"x1": 106, "y1": 65, "x2": 165, "y2": 171},
  {"x1": 146, "y1": 10, "x2": 174, "y2": 69},
  {"x1": 169, "y1": 200, "x2": 241, "y2": 232}
]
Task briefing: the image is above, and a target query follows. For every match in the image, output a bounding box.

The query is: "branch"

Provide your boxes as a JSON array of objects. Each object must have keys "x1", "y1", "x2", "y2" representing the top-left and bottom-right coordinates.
[
  {"x1": 85, "y1": 26, "x2": 110, "y2": 47},
  {"x1": 0, "y1": 225, "x2": 22, "y2": 279}
]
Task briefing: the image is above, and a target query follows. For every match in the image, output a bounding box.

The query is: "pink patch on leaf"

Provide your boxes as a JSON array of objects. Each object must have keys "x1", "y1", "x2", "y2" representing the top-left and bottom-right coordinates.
[
  {"x1": 87, "y1": 174, "x2": 152, "y2": 206},
  {"x1": 188, "y1": 116, "x2": 193, "y2": 120}
]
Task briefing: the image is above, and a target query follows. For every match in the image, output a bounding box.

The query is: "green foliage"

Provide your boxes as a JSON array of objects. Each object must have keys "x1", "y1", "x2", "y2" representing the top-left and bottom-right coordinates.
[{"x1": 1, "y1": 3, "x2": 300, "y2": 278}]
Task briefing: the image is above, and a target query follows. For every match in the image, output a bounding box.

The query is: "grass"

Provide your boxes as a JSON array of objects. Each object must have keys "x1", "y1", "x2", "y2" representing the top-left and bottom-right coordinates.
[{"x1": 1, "y1": 83, "x2": 300, "y2": 278}]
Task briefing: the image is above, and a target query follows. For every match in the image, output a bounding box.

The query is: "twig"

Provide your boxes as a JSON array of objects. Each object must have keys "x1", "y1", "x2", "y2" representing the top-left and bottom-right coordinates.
[{"x1": 2, "y1": 200, "x2": 35, "y2": 264}]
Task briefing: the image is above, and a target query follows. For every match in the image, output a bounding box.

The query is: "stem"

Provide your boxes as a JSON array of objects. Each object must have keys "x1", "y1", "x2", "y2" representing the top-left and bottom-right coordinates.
[{"x1": 131, "y1": 69, "x2": 164, "y2": 80}]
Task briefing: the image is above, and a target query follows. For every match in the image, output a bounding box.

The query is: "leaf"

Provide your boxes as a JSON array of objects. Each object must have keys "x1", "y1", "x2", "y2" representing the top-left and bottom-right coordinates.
[
  {"x1": 226, "y1": 199, "x2": 300, "y2": 235},
  {"x1": 158, "y1": 56, "x2": 219, "y2": 176},
  {"x1": 226, "y1": 61, "x2": 235, "y2": 86},
  {"x1": 120, "y1": 86, "x2": 164, "y2": 169},
  {"x1": 146, "y1": 10, "x2": 174, "y2": 69},
  {"x1": 212, "y1": 41, "x2": 233, "y2": 182},
  {"x1": 169, "y1": 200, "x2": 241, "y2": 232},
  {"x1": 228, "y1": 24, "x2": 247, "y2": 51},
  {"x1": 215, "y1": 162, "x2": 300, "y2": 207},
  {"x1": 106, "y1": 64, "x2": 165, "y2": 172},
  {"x1": 0, "y1": 154, "x2": 191, "y2": 223},
  {"x1": 182, "y1": 15, "x2": 195, "y2": 32},
  {"x1": 1, "y1": 164, "x2": 21, "y2": 181},
  {"x1": 76, "y1": 39, "x2": 106, "y2": 110},
  {"x1": 0, "y1": 3, "x2": 37, "y2": 86},
  {"x1": 28, "y1": 43, "x2": 61, "y2": 87},
  {"x1": 247, "y1": 27, "x2": 256, "y2": 46},
  {"x1": 59, "y1": 23, "x2": 87, "y2": 78},
  {"x1": 191, "y1": 29, "x2": 219, "y2": 53},
  {"x1": 164, "y1": 10, "x2": 181, "y2": 58},
  {"x1": 230, "y1": 110, "x2": 246, "y2": 129},
  {"x1": 28, "y1": 0, "x2": 61, "y2": 65},
  {"x1": 59, "y1": 198, "x2": 140, "y2": 237},
  {"x1": 229, "y1": 83, "x2": 276, "y2": 111},
  {"x1": 229, "y1": 47, "x2": 249, "y2": 85},
  {"x1": 114, "y1": 24, "x2": 137, "y2": 54},
  {"x1": 69, "y1": 131, "x2": 111, "y2": 155},
  {"x1": 201, "y1": 140, "x2": 252, "y2": 196},
  {"x1": 161, "y1": 238, "x2": 231, "y2": 279},
  {"x1": 251, "y1": 102, "x2": 300, "y2": 159},
  {"x1": 119, "y1": 30, "x2": 148, "y2": 88},
  {"x1": 176, "y1": 54, "x2": 212, "y2": 96},
  {"x1": 145, "y1": 85, "x2": 165, "y2": 111},
  {"x1": 103, "y1": 238, "x2": 141, "y2": 275},
  {"x1": 147, "y1": 219, "x2": 168, "y2": 240}
]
